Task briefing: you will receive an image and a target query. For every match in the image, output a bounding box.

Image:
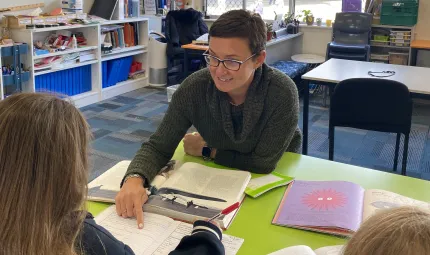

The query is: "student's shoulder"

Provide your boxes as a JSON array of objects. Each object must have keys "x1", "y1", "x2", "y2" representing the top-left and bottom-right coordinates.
[
  {"x1": 80, "y1": 213, "x2": 134, "y2": 255},
  {"x1": 266, "y1": 66, "x2": 299, "y2": 104}
]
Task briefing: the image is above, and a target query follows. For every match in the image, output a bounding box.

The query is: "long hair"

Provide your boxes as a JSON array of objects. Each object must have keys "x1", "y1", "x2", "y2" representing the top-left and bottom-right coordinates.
[
  {"x1": 0, "y1": 93, "x2": 90, "y2": 255},
  {"x1": 343, "y1": 206, "x2": 430, "y2": 255}
]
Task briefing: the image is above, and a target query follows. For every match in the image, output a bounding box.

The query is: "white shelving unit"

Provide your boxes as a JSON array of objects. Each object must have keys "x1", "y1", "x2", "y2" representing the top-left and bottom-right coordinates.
[
  {"x1": 3, "y1": 18, "x2": 149, "y2": 108},
  {"x1": 370, "y1": 24, "x2": 415, "y2": 65}
]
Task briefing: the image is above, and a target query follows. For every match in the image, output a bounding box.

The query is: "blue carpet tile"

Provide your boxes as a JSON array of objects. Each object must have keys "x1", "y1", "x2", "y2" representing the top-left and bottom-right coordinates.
[{"x1": 83, "y1": 87, "x2": 430, "y2": 181}]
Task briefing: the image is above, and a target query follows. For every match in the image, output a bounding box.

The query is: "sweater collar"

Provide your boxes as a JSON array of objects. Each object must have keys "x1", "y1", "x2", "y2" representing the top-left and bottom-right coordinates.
[{"x1": 207, "y1": 63, "x2": 271, "y2": 143}]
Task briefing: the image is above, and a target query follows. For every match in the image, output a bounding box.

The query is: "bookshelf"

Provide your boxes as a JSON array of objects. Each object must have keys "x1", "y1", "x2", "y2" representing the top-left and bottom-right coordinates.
[{"x1": 3, "y1": 17, "x2": 149, "y2": 108}]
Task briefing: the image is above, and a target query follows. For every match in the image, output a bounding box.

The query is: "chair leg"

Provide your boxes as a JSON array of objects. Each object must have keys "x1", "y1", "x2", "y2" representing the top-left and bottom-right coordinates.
[
  {"x1": 401, "y1": 133, "x2": 410, "y2": 176},
  {"x1": 329, "y1": 124, "x2": 335, "y2": 161},
  {"x1": 393, "y1": 133, "x2": 401, "y2": 171}
]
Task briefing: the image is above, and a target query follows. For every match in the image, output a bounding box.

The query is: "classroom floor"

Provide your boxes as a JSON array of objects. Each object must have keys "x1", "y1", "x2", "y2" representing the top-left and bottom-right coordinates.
[{"x1": 81, "y1": 87, "x2": 430, "y2": 182}]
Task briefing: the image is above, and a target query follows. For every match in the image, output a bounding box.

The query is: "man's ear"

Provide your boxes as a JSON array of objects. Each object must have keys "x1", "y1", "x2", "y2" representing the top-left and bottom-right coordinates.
[{"x1": 255, "y1": 50, "x2": 266, "y2": 68}]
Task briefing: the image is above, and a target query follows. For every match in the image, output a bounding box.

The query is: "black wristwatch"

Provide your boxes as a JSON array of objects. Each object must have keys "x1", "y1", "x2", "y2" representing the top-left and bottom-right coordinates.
[{"x1": 202, "y1": 146, "x2": 212, "y2": 161}]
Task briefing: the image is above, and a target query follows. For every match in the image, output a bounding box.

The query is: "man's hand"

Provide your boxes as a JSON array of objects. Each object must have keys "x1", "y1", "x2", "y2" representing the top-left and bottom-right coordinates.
[
  {"x1": 115, "y1": 177, "x2": 148, "y2": 229},
  {"x1": 183, "y1": 132, "x2": 206, "y2": 157}
]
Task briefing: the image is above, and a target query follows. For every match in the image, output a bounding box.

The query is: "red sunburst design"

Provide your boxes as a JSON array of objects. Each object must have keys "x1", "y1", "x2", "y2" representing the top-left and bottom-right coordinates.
[{"x1": 302, "y1": 189, "x2": 347, "y2": 211}]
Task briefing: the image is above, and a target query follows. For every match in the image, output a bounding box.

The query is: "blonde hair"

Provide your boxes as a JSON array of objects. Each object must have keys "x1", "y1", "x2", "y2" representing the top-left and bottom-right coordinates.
[
  {"x1": 343, "y1": 206, "x2": 430, "y2": 255},
  {"x1": 0, "y1": 93, "x2": 90, "y2": 255}
]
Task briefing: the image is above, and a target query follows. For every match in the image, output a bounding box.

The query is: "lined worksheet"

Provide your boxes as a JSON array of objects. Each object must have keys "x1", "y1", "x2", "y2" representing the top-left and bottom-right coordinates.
[{"x1": 95, "y1": 206, "x2": 244, "y2": 255}]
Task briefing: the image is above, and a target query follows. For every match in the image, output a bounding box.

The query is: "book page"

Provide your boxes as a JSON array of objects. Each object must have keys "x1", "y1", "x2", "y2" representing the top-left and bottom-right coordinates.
[
  {"x1": 314, "y1": 245, "x2": 344, "y2": 255},
  {"x1": 362, "y1": 189, "x2": 430, "y2": 220},
  {"x1": 95, "y1": 205, "x2": 244, "y2": 255},
  {"x1": 272, "y1": 181, "x2": 365, "y2": 232},
  {"x1": 159, "y1": 162, "x2": 251, "y2": 209},
  {"x1": 88, "y1": 160, "x2": 131, "y2": 202},
  {"x1": 267, "y1": 245, "x2": 316, "y2": 255},
  {"x1": 152, "y1": 222, "x2": 244, "y2": 255},
  {"x1": 95, "y1": 205, "x2": 180, "y2": 255}
]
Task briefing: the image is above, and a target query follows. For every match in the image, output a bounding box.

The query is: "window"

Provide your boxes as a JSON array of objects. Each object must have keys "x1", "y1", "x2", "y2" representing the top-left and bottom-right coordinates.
[
  {"x1": 295, "y1": 0, "x2": 365, "y2": 22},
  {"x1": 206, "y1": 0, "x2": 365, "y2": 22},
  {"x1": 246, "y1": 0, "x2": 289, "y2": 20}
]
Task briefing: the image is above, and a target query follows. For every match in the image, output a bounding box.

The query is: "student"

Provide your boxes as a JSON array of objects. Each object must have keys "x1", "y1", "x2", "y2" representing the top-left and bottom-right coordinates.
[
  {"x1": 0, "y1": 93, "x2": 224, "y2": 255},
  {"x1": 343, "y1": 206, "x2": 430, "y2": 255},
  {"x1": 117, "y1": 9, "x2": 302, "y2": 228}
]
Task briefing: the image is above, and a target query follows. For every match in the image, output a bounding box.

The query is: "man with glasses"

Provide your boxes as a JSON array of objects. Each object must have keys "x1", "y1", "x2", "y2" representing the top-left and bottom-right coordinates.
[{"x1": 116, "y1": 9, "x2": 302, "y2": 229}]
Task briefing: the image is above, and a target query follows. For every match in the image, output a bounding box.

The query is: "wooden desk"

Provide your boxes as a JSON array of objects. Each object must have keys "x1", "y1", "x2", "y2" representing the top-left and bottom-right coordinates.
[
  {"x1": 301, "y1": 58, "x2": 430, "y2": 155},
  {"x1": 180, "y1": 43, "x2": 209, "y2": 77},
  {"x1": 410, "y1": 40, "x2": 430, "y2": 66},
  {"x1": 88, "y1": 149, "x2": 430, "y2": 254},
  {"x1": 181, "y1": 43, "x2": 209, "y2": 51}
]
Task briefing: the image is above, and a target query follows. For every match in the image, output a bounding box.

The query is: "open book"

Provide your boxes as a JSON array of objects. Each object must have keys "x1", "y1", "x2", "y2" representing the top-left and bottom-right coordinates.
[
  {"x1": 268, "y1": 245, "x2": 343, "y2": 255},
  {"x1": 95, "y1": 205, "x2": 244, "y2": 255},
  {"x1": 88, "y1": 161, "x2": 251, "y2": 228},
  {"x1": 272, "y1": 180, "x2": 430, "y2": 237}
]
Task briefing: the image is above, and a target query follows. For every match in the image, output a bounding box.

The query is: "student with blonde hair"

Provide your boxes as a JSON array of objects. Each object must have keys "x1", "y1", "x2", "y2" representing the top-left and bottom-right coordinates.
[
  {"x1": 0, "y1": 93, "x2": 223, "y2": 255},
  {"x1": 343, "y1": 206, "x2": 430, "y2": 255}
]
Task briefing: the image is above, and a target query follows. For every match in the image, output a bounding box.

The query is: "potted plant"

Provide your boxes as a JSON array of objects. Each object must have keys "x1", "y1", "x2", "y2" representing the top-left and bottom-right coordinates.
[
  {"x1": 302, "y1": 10, "x2": 314, "y2": 26},
  {"x1": 316, "y1": 18, "x2": 322, "y2": 26},
  {"x1": 266, "y1": 22, "x2": 273, "y2": 41}
]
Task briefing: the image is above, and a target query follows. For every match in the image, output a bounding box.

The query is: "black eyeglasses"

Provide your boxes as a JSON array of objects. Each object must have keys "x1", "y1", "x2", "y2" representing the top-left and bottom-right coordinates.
[{"x1": 202, "y1": 51, "x2": 256, "y2": 71}]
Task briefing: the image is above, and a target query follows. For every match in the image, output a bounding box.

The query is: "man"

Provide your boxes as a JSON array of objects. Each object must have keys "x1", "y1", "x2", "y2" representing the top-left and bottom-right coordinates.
[{"x1": 115, "y1": 10, "x2": 302, "y2": 228}]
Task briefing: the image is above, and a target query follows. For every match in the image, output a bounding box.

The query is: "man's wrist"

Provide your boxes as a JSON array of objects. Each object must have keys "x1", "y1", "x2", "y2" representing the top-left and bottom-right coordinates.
[{"x1": 124, "y1": 174, "x2": 145, "y2": 186}]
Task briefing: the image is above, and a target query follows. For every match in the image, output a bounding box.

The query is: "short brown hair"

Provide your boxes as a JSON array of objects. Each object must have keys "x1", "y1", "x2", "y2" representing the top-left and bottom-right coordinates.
[
  {"x1": 0, "y1": 93, "x2": 91, "y2": 255},
  {"x1": 344, "y1": 206, "x2": 430, "y2": 255},
  {"x1": 209, "y1": 10, "x2": 266, "y2": 55}
]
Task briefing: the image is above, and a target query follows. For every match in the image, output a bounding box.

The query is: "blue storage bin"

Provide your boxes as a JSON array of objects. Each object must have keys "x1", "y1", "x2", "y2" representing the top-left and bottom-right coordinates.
[
  {"x1": 1, "y1": 44, "x2": 28, "y2": 57},
  {"x1": 2, "y1": 71, "x2": 30, "y2": 86},
  {"x1": 35, "y1": 65, "x2": 92, "y2": 96},
  {"x1": 102, "y1": 56, "x2": 133, "y2": 88}
]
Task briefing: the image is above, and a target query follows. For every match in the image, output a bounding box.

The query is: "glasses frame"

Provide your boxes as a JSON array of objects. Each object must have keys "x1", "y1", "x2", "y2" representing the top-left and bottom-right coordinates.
[{"x1": 202, "y1": 50, "x2": 257, "y2": 71}]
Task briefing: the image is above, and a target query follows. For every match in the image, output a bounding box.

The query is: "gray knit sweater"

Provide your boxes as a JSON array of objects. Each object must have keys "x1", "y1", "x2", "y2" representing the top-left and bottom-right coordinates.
[{"x1": 123, "y1": 63, "x2": 302, "y2": 184}]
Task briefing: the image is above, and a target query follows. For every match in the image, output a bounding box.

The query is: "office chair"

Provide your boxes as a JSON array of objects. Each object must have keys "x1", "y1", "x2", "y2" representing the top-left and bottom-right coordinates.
[
  {"x1": 329, "y1": 78, "x2": 412, "y2": 176},
  {"x1": 326, "y1": 12, "x2": 373, "y2": 61}
]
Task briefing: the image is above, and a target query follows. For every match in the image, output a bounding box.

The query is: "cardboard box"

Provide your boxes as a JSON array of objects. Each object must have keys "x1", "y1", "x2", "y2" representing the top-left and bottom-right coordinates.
[
  {"x1": 31, "y1": 16, "x2": 46, "y2": 25},
  {"x1": 44, "y1": 16, "x2": 58, "y2": 24},
  {"x1": 56, "y1": 15, "x2": 68, "y2": 23},
  {"x1": 6, "y1": 15, "x2": 32, "y2": 28}
]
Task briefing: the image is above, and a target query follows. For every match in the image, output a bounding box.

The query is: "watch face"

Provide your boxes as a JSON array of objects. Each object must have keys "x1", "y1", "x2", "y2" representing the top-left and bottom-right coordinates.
[{"x1": 202, "y1": 147, "x2": 211, "y2": 158}]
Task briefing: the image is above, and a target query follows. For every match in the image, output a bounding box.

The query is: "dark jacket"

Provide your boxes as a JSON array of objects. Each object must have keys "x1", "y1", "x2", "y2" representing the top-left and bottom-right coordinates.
[
  {"x1": 77, "y1": 212, "x2": 224, "y2": 255},
  {"x1": 165, "y1": 8, "x2": 208, "y2": 57}
]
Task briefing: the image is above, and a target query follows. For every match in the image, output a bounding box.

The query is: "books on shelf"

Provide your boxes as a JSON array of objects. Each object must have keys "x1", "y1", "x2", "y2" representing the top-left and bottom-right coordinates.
[
  {"x1": 95, "y1": 206, "x2": 244, "y2": 255},
  {"x1": 88, "y1": 160, "x2": 252, "y2": 229},
  {"x1": 102, "y1": 22, "x2": 140, "y2": 51},
  {"x1": 268, "y1": 245, "x2": 343, "y2": 255},
  {"x1": 272, "y1": 180, "x2": 430, "y2": 237}
]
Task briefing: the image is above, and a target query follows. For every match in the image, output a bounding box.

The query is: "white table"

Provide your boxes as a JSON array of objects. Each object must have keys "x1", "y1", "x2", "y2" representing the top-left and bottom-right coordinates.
[
  {"x1": 291, "y1": 54, "x2": 325, "y2": 64},
  {"x1": 301, "y1": 58, "x2": 430, "y2": 155}
]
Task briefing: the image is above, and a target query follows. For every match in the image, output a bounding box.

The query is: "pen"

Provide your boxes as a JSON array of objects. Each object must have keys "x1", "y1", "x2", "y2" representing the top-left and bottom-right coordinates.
[{"x1": 207, "y1": 202, "x2": 240, "y2": 222}]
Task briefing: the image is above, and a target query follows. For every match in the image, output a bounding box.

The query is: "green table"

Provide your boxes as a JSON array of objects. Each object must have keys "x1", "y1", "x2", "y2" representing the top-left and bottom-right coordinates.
[{"x1": 87, "y1": 148, "x2": 430, "y2": 254}]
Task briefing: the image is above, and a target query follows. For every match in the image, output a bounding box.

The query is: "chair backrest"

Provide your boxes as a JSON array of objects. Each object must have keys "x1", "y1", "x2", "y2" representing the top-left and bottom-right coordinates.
[
  {"x1": 165, "y1": 9, "x2": 208, "y2": 47},
  {"x1": 330, "y1": 78, "x2": 412, "y2": 134},
  {"x1": 333, "y1": 12, "x2": 372, "y2": 45}
]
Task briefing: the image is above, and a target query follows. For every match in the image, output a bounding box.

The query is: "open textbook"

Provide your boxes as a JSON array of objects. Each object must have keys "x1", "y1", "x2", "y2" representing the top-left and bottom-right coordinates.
[
  {"x1": 96, "y1": 206, "x2": 244, "y2": 255},
  {"x1": 88, "y1": 160, "x2": 251, "y2": 228},
  {"x1": 272, "y1": 180, "x2": 430, "y2": 237},
  {"x1": 268, "y1": 245, "x2": 343, "y2": 255}
]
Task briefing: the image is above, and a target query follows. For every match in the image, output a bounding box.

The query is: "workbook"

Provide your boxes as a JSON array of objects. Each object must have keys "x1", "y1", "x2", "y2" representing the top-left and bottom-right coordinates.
[
  {"x1": 95, "y1": 206, "x2": 244, "y2": 255},
  {"x1": 88, "y1": 161, "x2": 251, "y2": 228},
  {"x1": 245, "y1": 172, "x2": 294, "y2": 198},
  {"x1": 272, "y1": 180, "x2": 430, "y2": 237},
  {"x1": 268, "y1": 245, "x2": 343, "y2": 255}
]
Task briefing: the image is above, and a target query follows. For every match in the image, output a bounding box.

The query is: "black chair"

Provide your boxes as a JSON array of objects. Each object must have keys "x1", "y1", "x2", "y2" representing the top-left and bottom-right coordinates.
[
  {"x1": 326, "y1": 12, "x2": 372, "y2": 62},
  {"x1": 329, "y1": 78, "x2": 412, "y2": 176}
]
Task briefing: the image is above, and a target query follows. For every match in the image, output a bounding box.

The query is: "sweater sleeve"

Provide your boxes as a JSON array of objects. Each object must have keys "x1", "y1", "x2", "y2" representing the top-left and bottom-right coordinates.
[
  {"x1": 214, "y1": 78, "x2": 301, "y2": 174},
  {"x1": 122, "y1": 85, "x2": 192, "y2": 185},
  {"x1": 169, "y1": 220, "x2": 225, "y2": 255}
]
